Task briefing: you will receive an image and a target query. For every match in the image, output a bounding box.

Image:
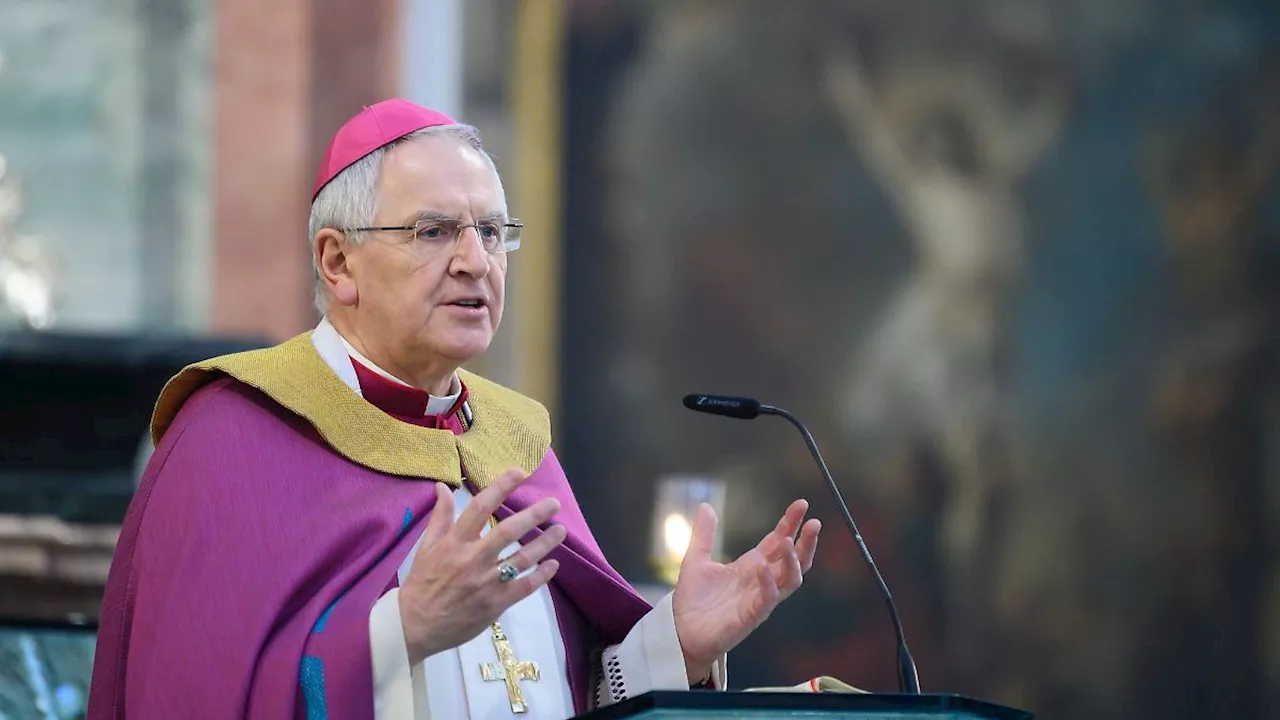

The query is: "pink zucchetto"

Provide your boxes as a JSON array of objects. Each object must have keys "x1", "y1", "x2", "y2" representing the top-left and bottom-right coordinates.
[{"x1": 312, "y1": 99, "x2": 457, "y2": 201}]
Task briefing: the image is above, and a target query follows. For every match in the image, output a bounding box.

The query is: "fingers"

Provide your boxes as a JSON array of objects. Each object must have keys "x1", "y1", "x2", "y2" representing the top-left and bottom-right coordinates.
[
  {"x1": 503, "y1": 558, "x2": 560, "y2": 603},
  {"x1": 756, "y1": 560, "x2": 780, "y2": 608},
  {"x1": 684, "y1": 503, "x2": 718, "y2": 564},
  {"x1": 422, "y1": 482, "x2": 456, "y2": 545},
  {"x1": 773, "y1": 499, "x2": 810, "y2": 542},
  {"x1": 456, "y1": 468, "x2": 528, "y2": 536},
  {"x1": 759, "y1": 512, "x2": 818, "y2": 601},
  {"x1": 483, "y1": 497, "x2": 561, "y2": 554},
  {"x1": 796, "y1": 518, "x2": 821, "y2": 573},
  {"x1": 777, "y1": 536, "x2": 804, "y2": 596},
  {"x1": 755, "y1": 499, "x2": 811, "y2": 559},
  {"x1": 488, "y1": 528, "x2": 565, "y2": 619},
  {"x1": 499, "y1": 524, "x2": 567, "y2": 573}
]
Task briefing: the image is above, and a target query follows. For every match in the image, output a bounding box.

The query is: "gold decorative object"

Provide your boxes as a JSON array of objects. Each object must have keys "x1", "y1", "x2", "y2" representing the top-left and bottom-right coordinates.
[{"x1": 479, "y1": 621, "x2": 541, "y2": 714}]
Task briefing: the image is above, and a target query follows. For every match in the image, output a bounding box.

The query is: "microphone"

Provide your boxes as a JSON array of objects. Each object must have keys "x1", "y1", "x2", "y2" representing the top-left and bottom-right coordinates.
[
  {"x1": 682, "y1": 394, "x2": 922, "y2": 694},
  {"x1": 681, "y1": 394, "x2": 760, "y2": 419}
]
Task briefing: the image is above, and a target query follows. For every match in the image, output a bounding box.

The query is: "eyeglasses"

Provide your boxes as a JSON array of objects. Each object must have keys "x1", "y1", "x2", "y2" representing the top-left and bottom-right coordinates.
[{"x1": 344, "y1": 217, "x2": 523, "y2": 255}]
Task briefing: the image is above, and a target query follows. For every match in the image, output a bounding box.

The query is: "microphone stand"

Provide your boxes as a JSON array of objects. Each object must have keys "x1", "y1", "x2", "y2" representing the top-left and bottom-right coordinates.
[{"x1": 759, "y1": 404, "x2": 921, "y2": 694}]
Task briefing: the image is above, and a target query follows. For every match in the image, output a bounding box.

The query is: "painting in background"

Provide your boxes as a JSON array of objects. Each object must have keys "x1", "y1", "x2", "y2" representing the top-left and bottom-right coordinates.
[{"x1": 560, "y1": 1, "x2": 1280, "y2": 718}]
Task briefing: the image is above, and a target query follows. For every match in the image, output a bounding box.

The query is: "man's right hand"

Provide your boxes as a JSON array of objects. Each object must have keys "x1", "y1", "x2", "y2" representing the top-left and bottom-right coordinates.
[{"x1": 398, "y1": 469, "x2": 566, "y2": 665}]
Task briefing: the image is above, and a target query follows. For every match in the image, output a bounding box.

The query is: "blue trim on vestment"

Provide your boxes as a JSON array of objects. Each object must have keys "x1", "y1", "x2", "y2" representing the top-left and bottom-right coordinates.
[
  {"x1": 300, "y1": 655, "x2": 328, "y2": 720},
  {"x1": 312, "y1": 600, "x2": 338, "y2": 633},
  {"x1": 312, "y1": 506, "x2": 416, "y2": 634}
]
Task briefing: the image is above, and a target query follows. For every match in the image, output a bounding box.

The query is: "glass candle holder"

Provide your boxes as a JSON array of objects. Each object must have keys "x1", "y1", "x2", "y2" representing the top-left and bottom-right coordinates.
[{"x1": 649, "y1": 475, "x2": 727, "y2": 586}]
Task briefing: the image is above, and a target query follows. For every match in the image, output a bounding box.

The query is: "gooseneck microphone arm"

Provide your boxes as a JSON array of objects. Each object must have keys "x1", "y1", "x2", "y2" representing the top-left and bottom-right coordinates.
[
  {"x1": 681, "y1": 394, "x2": 921, "y2": 694},
  {"x1": 757, "y1": 403, "x2": 920, "y2": 694}
]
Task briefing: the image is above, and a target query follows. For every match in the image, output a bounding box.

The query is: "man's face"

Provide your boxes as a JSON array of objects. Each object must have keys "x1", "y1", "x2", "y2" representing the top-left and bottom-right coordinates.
[{"x1": 341, "y1": 135, "x2": 508, "y2": 379}]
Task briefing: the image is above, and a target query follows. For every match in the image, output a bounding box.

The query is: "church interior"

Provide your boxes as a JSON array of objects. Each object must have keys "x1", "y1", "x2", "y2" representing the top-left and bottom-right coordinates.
[{"x1": 1, "y1": 1, "x2": 1278, "y2": 718}]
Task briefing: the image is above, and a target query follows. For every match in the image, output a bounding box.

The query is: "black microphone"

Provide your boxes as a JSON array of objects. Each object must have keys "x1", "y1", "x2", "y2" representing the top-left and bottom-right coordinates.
[
  {"x1": 682, "y1": 393, "x2": 922, "y2": 694},
  {"x1": 681, "y1": 394, "x2": 761, "y2": 419}
]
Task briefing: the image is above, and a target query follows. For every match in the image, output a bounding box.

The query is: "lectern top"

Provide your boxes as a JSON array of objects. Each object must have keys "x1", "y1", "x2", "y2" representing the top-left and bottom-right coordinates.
[{"x1": 575, "y1": 691, "x2": 1033, "y2": 720}]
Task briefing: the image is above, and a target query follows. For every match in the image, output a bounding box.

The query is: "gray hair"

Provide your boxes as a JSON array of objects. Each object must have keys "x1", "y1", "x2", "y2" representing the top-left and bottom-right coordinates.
[{"x1": 308, "y1": 124, "x2": 494, "y2": 313}]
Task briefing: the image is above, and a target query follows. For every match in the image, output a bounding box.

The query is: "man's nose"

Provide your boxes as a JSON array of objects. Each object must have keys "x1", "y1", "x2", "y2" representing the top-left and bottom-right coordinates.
[{"x1": 449, "y1": 226, "x2": 490, "y2": 277}]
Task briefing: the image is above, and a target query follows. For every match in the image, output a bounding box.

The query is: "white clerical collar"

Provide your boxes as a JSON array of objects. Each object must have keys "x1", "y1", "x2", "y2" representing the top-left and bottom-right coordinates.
[{"x1": 313, "y1": 317, "x2": 462, "y2": 416}]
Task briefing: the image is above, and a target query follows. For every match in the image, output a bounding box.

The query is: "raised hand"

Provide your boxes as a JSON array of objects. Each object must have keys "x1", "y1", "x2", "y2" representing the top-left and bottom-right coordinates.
[
  {"x1": 398, "y1": 469, "x2": 566, "y2": 664},
  {"x1": 672, "y1": 500, "x2": 821, "y2": 683}
]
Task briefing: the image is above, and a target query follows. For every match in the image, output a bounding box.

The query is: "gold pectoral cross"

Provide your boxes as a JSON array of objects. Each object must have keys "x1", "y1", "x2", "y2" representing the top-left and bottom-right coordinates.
[{"x1": 480, "y1": 621, "x2": 540, "y2": 714}]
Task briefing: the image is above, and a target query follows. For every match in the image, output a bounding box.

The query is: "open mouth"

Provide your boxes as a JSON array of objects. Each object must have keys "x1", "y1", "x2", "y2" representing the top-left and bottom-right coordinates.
[{"x1": 449, "y1": 299, "x2": 486, "y2": 309}]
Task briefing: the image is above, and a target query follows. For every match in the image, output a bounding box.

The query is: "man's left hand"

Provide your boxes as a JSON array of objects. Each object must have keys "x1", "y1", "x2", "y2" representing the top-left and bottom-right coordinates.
[{"x1": 672, "y1": 500, "x2": 821, "y2": 685}]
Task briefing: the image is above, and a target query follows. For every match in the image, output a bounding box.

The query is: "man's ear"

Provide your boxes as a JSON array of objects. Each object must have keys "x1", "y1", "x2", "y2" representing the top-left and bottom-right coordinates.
[{"x1": 315, "y1": 228, "x2": 358, "y2": 306}]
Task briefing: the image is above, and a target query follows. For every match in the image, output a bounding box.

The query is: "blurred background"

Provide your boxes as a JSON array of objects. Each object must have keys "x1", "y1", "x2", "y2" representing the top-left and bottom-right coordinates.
[{"x1": 1, "y1": 0, "x2": 1278, "y2": 718}]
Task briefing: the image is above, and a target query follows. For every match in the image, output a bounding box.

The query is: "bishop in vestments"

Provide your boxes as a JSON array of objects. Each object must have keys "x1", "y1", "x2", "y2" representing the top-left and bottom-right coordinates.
[{"x1": 87, "y1": 100, "x2": 822, "y2": 719}]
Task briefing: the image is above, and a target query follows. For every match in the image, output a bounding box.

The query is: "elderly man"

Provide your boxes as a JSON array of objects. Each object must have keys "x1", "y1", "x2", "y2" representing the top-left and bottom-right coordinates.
[{"x1": 87, "y1": 100, "x2": 821, "y2": 719}]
